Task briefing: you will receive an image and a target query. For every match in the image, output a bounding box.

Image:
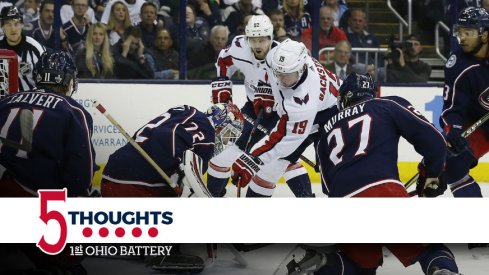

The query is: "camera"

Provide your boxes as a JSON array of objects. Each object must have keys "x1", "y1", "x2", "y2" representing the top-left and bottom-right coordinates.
[{"x1": 387, "y1": 38, "x2": 413, "y2": 60}]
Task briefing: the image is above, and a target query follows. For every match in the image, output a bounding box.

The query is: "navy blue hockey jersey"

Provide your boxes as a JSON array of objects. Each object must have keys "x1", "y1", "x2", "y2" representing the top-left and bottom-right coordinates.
[
  {"x1": 441, "y1": 48, "x2": 489, "y2": 136},
  {"x1": 316, "y1": 96, "x2": 446, "y2": 197},
  {"x1": 102, "y1": 105, "x2": 215, "y2": 187},
  {"x1": 0, "y1": 89, "x2": 96, "y2": 196}
]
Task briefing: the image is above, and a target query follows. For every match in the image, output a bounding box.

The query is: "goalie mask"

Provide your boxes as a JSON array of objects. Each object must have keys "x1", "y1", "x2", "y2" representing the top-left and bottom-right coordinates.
[
  {"x1": 33, "y1": 50, "x2": 78, "y2": 95},
  {"x1": 207, "y1": 103, "x2": 244, "y2": 156},
  {"x1": 338, "y1": 72, "x2": 376, "y2": 110}
]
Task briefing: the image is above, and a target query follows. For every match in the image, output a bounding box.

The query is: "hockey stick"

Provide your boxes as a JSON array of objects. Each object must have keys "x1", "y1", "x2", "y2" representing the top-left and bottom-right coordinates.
[
  {"x1": 0, "y1": 109, "x2": 33, "y2": 152},
  {"x1": 94, "y1": 101, "x2": 179, "y2": 191},
  {"x1": 404, "y1": 111, "x2": 489, "y2": 194},
  {"x1": 242, "y1": 113, "x2": 317, "y2": 169},
  {"x1": 236, "y1": 109, "x2": 264, "y2": 198}
]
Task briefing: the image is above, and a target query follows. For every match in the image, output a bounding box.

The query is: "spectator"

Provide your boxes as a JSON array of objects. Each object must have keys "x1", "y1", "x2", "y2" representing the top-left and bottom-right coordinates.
[
  {"x1": 187, "y1": 25, "x2": 229, "y2": 79},
  {"x1": 301, "y1": 6, "x2": 347, "y2": 52},
  {"x1": 186, "y1": 3, "x2": 209, "y2": 45},
  {"x1": 20, "y1": 0, "x2": 40, "y2": 33},
  {"x1": 228, "y1": 13, "x2": 251, "y2": 41},
  {"x1": 188, "y1": 0, "x2": 221, "y2": 27},
  {"x1": 101, "y1": 0, "x2": 145, "y2": 25},
  {"x1": 106, "y1": 0, "x2": 131, "y2": 45},
  {"x1": 31, "y1": 0, "x2": 56, "y2": 49},
  {"x1": 60, "y1": 0, "x2": 97, "y2": 25},
  {"x1": 282, "y1": 0, "x2": 310, "y2": 41},
  {"x1": 146, "y1": 28, "x2": 179, "y2": 79},
  {"x1": 112, "y1": 26, "x2": 154, "y2": 79},
  {"x1": 323, "y1": 0, "x2": 348, "y2": 27},
  {"x1": 386, "y1": 34, "x2": 431, "y2": 83},
  {"x1": 137, "y1": 1, "x2": 158, "y2": 48},
  {"x1": 323, "y1": 40, "x2": 376, "y2": 81},
  {"x1": 268, "y1": 9, "x2": 288, "y2": 42},
  {"x1": 222, "y1": 0, "x2": 264, "y2": 35},
  {"x1": 91, "y1": 0, "x2": 109, "y2": 21},
  {"x1": 62, "y1": 0, "x2": 91, "y2": 54},
  {"x1": 346, "y1": 8, "x2": 382, "y2": 67},
  {"x1": 76, "y1": 22, "x2": 114, "y2": 78}
]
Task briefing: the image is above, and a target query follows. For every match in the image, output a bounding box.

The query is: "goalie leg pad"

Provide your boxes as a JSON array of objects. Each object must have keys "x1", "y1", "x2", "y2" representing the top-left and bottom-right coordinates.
[{"x1": 181, "y1": 151, "x2": 212, "y2": 197}]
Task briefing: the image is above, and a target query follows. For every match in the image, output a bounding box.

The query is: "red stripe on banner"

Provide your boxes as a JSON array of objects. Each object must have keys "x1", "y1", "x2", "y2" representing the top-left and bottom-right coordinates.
[
  {"x1": 252, "y1": 115, "x2": 288, "y2": 157},
  {"x1": 217, "y1": 56, "x2": 233, "y2": 76}
]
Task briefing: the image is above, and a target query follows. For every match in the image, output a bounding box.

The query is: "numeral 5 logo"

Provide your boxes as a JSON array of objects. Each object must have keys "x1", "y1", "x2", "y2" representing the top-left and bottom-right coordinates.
[{"x1": 37, "y1": 189, "x2": 68, "y2": 255}]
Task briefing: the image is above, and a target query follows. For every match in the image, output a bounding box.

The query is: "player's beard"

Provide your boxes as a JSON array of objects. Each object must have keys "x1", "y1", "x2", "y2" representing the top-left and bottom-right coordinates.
[{"x1": 468, "y1": 38, "x2": 484, "y2": 56}]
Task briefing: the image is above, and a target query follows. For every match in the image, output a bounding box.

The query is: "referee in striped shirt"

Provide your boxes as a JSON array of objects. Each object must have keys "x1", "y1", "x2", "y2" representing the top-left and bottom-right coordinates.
[{"x1": 0, "y1": 6, "x2": 45, "y2": 92}]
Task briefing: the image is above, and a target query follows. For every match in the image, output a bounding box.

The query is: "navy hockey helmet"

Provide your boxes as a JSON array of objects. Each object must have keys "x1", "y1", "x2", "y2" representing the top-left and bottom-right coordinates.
[
  {"x1": 0, "y1": 6, "x2": 23, "y2": 25},
  {"x1": 207, "y1": 103, "x2": 244, "y2": 156},
  {"x1": 454, "y1": 7, "x2": 489, "y2": 36},
  {"x1": 33, "y1": 50, "x2": 78, "y2": 94},
  {"x1": 338, "y1": 72, "x2": 376, "y2": 110}
]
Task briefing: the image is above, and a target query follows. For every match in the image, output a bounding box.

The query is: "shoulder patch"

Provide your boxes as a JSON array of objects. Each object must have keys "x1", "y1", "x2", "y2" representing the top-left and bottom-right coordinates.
[{"x1": 446, "y1": 54, "x2": 456, "y2": 68}]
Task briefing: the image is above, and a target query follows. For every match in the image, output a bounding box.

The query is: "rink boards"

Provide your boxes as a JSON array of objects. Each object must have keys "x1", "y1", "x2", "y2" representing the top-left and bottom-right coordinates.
[{"x1": 73, "y1": 83, "x2": 488, "y2": 185}]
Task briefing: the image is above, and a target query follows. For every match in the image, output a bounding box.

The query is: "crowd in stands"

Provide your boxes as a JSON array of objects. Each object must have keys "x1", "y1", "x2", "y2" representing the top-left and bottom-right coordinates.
[{"x1": 1, "y1": 0, "x2": 488, "y2": 83}]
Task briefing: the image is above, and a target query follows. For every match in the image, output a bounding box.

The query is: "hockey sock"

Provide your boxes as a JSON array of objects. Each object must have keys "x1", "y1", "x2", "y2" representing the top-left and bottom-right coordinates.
[
  {"x1": 417, "y1": 244, "x2": 459, "y2": 275},
  {"x1": 284, "y1": 164, "x2": 314, "y2": 197},
  {"x1": 206, "y1": 174, "x2": 228, "y2": 197},
  {"x1": 450, "y1": 176, "x2": 482, "y2": 197},
  {"x1": 246, "y1": 187, "x2": 272, "y2": 197}
]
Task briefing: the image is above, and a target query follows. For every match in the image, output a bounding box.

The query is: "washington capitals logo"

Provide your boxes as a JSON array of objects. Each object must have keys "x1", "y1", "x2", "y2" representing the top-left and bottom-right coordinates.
[
  {"x1": 293, "y1": 94, "x2": 309, "y2": 105},
  {"x1": 479, "y1": 88, "x2": 489, "y2": 110},
  {"x1": 235, "y1": 37, "x2": 243, "y2": 48}
]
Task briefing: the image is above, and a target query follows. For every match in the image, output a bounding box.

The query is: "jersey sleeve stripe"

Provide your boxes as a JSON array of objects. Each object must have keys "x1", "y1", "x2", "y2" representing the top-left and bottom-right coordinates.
[
  {"x1": 251, "y1": 114, "x2": 288, "y2": 157},
  {"x1": 25, "y1": 36, "x2": 45, "y2": 55},
  {"x1": 217, "y1": 55, "x2": 234, "y2": 76}
]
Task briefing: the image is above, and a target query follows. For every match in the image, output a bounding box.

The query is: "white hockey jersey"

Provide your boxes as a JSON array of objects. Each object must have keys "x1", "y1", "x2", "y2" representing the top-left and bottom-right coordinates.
[
  {"x1": 215, "y1": 35, "x2": 279, "y2": 101},
  {"x1": 251, "y1": 50, "x2": 340, "y2": 163}
]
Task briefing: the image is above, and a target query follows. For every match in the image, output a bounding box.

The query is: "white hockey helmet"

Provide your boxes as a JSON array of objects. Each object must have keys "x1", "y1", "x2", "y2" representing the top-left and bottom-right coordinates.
[
  {"x1": 272, "y1": 39, "x2": 308, "y2": 88},
  {"x1": 245, "y1": 15, "x2": 274, "y2": 39}
]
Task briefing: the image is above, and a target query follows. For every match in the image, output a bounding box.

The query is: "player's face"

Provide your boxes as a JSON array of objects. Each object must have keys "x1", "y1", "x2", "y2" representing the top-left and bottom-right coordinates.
[
  {"x1": 92, "y1": 26, "x2": 105, "y2": 48},
  {"x1": 275, "y1": 71, "x2": 300, "y2": 88},
  {"x1": 248, "y1": 36, "x2": 271, "y2": 60},
  {"x1": 41, "y1": 3, "x2": 54, "y2": 25},
  {"x1": 455, "y1": 27, "x2": 482, "y2": 53},
  {"x1": 2, "y1": 19, "x2": 23, "y2": 45}
]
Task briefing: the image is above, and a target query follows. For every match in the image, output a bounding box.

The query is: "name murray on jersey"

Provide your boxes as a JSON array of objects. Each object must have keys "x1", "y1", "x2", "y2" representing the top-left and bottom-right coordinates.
[
  {"x1": 323, "y1": 103, "x2": 366, "y2": 133},
  {"x1": 5, "y1": 91, "x2": 64, "y2": 109}
]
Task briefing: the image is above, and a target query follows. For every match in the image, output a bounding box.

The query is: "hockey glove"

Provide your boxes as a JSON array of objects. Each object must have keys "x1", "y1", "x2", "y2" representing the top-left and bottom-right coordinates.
[
  {"x1": 253, "y1": 81, "x2": 274, "y2": 117},
  {"x1": 444, "y1": 124, "x2": 468, "y2": 155},
  {"x1": 416, "y1": 162, "x2": 447, "y2": 197},
  {"x1": 211, "y1": 76, "x2": 232, "y2": 103},
  {"x1": 231, "y1": 153, "x2": 263, "y2": 188}
]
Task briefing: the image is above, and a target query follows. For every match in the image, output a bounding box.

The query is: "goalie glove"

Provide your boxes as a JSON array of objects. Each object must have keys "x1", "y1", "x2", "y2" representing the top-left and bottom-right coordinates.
[
  {"x1": 211, "y1": 76, "x2": 232, "y2": 103},
  {"x1": 416, "y1": 162, "x2": 447, "y2": 197},
  {"x1": 443, "y1": 124, "x2": 469, "y2": 156},
  {"x1": 253, "y1": 81, "x2": 274, "y2": 117},
  {"x1": 231, "y1": 153, "x2": 263, "y2": 188}
]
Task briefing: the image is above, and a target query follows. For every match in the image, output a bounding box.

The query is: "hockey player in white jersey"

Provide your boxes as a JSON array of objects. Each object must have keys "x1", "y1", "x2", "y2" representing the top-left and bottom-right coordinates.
[
  {"x1": 231, "y1": 39, "x2": 341, "y2": 197},
  {"x1": 207, "y1": 15, "x2": 314, "y2": 197}
]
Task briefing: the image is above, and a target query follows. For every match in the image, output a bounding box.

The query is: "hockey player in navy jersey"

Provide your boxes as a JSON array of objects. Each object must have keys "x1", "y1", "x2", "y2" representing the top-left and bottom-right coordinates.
[
  {"x1": 207, "y1": 15, "x2": 314, "y2": 198},
  {"x1": 306, "y1": 73, "x2": 460, "y2": 275},
  {"x1": 441, "y1": 7, "x2": 489, "y2": 197},
  {"x1": 101, "y1": 103, "x2": 244, "y2": 197},
  {"x1": 0, "y1": 50, "x2": 96, "y2": 197},
  {"x1": 231, "y1": 39, "x2": 340, "y2": 197}
]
